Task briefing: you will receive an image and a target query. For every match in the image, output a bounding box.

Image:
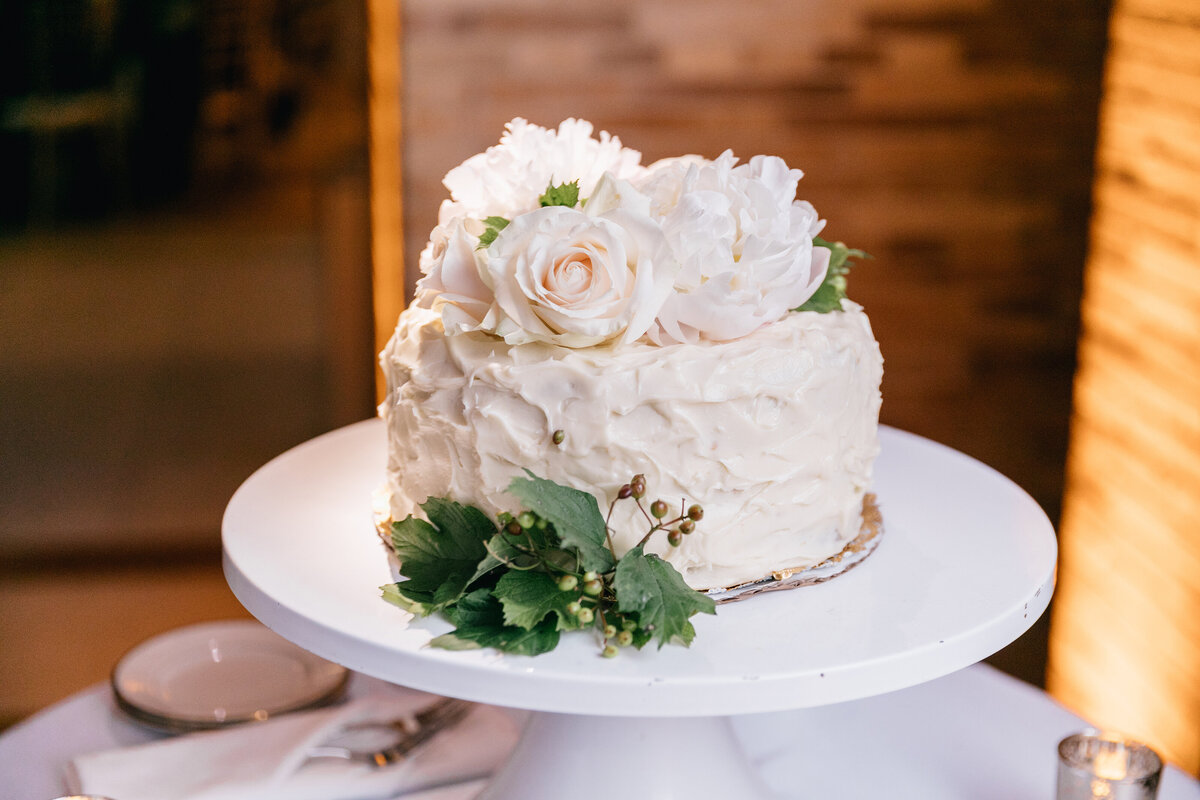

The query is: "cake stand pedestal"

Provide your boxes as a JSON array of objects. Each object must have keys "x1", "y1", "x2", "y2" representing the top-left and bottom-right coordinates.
[{"x1": 224, "y1": 420, "x2": 1056, "y2": 800}]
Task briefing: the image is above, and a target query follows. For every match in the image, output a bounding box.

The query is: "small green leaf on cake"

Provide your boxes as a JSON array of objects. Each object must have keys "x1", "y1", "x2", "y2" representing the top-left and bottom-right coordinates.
[
  {"x1": 794, "y1": 236, "x2": 871, "y2": 313},
  {"x1": 430, "y1": 587, "x2": 561, "y2": 656},
  {"x1": 613, "y1": 545, "x2": 717, "y2": 649},
  {"x1": 538, "y1": 180, "x2": 581, "y2": 208},
  {"x1": 476, "y1": 216, "x2": 510, "y2": 249},
  {"x1": 389, "y1": 497, "x2": 496, "y2": 611},
  {"x1": 507, "y1": 470, "x2": 615, "y2": 573}
]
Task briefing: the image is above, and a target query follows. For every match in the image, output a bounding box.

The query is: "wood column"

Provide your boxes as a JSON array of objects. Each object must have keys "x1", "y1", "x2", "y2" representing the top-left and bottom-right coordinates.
[{"x1": 1047, "y1": 0, "x2": 1200, "y2": 774}]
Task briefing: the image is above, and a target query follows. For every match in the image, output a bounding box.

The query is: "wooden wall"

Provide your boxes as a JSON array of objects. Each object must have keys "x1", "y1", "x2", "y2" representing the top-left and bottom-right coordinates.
[
  {"x1": 1048, "y1": 0, "x2": 1200, "y2": 773},
  {"x1": 401, "y1": 0, "x2": 1111, "y2": 682}
]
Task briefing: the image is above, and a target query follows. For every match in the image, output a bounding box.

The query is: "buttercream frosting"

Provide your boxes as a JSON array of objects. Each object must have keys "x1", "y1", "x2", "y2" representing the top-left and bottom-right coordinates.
[{"x1": 379, "y1": 301, "x2": 883, "y2": 590}]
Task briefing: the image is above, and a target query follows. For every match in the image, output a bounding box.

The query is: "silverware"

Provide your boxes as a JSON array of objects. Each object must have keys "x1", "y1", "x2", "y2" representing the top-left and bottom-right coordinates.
[{"x1": 308, "y1": 697, "x2": 474, "y2": 767}]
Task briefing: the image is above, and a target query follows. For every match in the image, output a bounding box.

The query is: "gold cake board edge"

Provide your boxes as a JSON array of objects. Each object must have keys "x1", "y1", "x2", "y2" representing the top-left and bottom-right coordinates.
[{"x1": 706, "y1": 493, "x2": 884, "y2": 604}]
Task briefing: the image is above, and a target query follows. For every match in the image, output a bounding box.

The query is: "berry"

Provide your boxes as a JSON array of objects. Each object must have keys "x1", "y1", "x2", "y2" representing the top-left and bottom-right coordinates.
[
  {"x1": 506, "y1": 520, "x2": 524, "y2": 535},
  {"x1": 602, "y1": 644, "x2": 619, "y2": 658},
  {"x1": 621, "y1": 618, "x2": 637, "y2": 632},
  {"x1": 517, "y1": 511, "x2": 536, "y2": 529},
  {"x1": 679, "y1": 519, "x2": 695, "y2": 534},
  {"x1": 616, "y1": 630, "x2": 634, "y2": 647},
  {"x1": 497, "y1": 512, "x2": 514, "y2": 526},
  {"x1": 566, "y1": 600, "x2": 582, "y2": 615},
  {"x1": 552, "y1": 429, "x2": 566, "y2": 445},
  {"x1": 650, "y1": 500, "x2": 669, "y2": 518},
  {"x1": 667, "y1": 529, "x2": 683, "y2": 547},
  {"x1": 557, "y1": 575, "x2": 579, "y2": 592},
  {"x1": 617, "y1": 484, "x2": 633, "y2": 499},
  {"x1": 582, "y1": 579, "x2": 603, "y2": 597},
  {"x1": 577, "y1": 607, "x2": 595, "y2": 624},
  {"x1": 583, "y1": 571, "x2": 598, "y2": 582},
  {"x1": 630, "y1": 474, "x2": 646, "y2": 499},
  {"x1": 687, "y1": 504, "x2": 704, "y2": 521},
  {"x1": 603, "y1": 624, "x2": 617, "y2": 639}
]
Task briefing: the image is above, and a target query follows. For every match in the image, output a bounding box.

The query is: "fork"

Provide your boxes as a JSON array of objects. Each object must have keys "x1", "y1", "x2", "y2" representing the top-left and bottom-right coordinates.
[{"x1": 308, "y1": 697, "x2": 475, "y2": 767}]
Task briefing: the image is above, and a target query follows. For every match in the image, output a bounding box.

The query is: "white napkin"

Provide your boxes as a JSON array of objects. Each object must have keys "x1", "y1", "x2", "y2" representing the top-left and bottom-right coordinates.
[{"x1": 65, "y1": 694, "x2": 519, "y2": 800}]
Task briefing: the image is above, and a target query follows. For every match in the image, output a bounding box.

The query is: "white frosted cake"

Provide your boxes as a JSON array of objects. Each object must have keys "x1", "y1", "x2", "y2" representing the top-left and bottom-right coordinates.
[{"x1": 380, "y1": 118, "x2": 883, "y2": 591}]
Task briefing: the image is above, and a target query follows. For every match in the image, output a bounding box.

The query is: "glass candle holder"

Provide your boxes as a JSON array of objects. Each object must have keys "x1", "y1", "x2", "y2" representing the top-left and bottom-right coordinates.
[{"x1": 1057, "y1": 731, "x2": 1163, "y2": 800}]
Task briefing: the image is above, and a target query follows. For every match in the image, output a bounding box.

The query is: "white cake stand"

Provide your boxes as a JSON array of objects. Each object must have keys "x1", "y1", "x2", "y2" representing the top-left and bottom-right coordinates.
[{"x1": 223, "y1": 420, "x2": 1056, "y2": 799}]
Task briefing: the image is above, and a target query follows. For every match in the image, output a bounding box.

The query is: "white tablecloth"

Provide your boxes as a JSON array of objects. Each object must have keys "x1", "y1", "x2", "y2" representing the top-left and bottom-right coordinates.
[{"x1": 1, "y1": 664, "x2": 1196, "y2": 800}]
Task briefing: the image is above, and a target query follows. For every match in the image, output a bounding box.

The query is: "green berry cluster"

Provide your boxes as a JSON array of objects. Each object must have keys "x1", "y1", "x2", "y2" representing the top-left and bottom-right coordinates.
[
  {"x1": 616, "y1": 473, "x2": 703, "y2": 551},
  {"x1": 489, "y1": 474, "x2": 704, "y2": 657}
]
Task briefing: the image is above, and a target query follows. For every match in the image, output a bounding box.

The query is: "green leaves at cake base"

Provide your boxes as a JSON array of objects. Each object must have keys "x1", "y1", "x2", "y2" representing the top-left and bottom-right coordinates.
[
  {"x1": 614, "y1": 545, "x2": 715, "y2": 649},
  {"x1": 380, "y1": 473, "x2": 715, "y2": 657}
]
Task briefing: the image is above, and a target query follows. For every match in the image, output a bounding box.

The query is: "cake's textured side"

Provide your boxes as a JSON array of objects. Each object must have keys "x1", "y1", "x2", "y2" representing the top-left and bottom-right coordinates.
[{"x1": 380, "y1": 301, "x2": 882, "y2": 590}]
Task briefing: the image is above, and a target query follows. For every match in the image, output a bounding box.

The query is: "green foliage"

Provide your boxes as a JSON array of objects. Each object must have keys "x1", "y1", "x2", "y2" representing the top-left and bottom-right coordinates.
[
  {"x1": 794, "y1": 236, "x2": 871, "y2": 313},
  {"x1": 476, "y1": 216, "x2": 510, "y2": 249},
  {"x1": 429, "y1": 588, "x2": 561, "y2": 656},
  {"x1": 380, "y1": 474, "x2": 714, "y2": 657},
  {"x1": 538, "y1": 180, "x2": 581, "y2": 208},
  {"x1": 614, "y1": 545, "x2": 716, "y2": 649},
  {"x1": 507, "y1": 471, "x2": 614, "y2": 573},
  {"x1": 387, "y1": 497, "x2": 496, "y2": 612}
]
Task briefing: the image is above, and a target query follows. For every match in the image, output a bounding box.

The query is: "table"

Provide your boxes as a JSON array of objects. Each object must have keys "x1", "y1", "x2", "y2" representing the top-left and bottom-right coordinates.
[{"x1": 1, "y1": 663, "x2": 1196, "y2": 800}]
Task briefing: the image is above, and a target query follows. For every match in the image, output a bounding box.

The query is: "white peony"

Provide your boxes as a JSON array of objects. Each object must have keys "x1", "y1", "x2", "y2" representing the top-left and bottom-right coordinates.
[
  {"x1": 483, "y1": 205, "x2": 677, "y2": 348},
  {"x1": 437, "y1": 118, "x2": 645, "y2": 224},
  {"x1": 637, "y1": 152, "x2": 830, "y2": 344}
]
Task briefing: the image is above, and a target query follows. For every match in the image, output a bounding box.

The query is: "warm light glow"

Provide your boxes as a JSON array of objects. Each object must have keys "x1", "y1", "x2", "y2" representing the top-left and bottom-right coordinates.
[
  {"x1": 1047, "y1": 0, "x2": 1200, "y2": 776},
  {"x1": 1092, "y1": 744, "x2": 1129, "y2": 782},
  {"x1": 367, "y1": 0, "x2": 407, "y2": 402}
]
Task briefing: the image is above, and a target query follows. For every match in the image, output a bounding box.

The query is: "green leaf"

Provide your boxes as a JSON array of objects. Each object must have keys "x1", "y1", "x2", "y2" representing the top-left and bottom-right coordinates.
[
  {"x1": 793, "y1": 236, "x2": 871, "y2": 313},
  {"x1": 538, "y1": 180, "x2": 581, "y2": 208},
  {"x1": 507, "y1": 471, "x2": 615, "y2": 573},
  {"x1": 389, "y1": 497, "x2": 497, "y2": 612},
  {"x1": 472, "y1": 531, "x2": 534, "y2": 583},
  {"x1": 613, "y1": 545, "x2": 716, "y2": 649},
  {"x1": 476, "y1": 216, "x2": 511, "y2": 249},
  {"x1": 426, "y1": 632, "x2": 483, "y2": 651},
  {"x1": 429, "y1": 588, "x2": 561, "y2": 656},
  {"x1": 492, "y1": 570, "x2": 576, "y2": 630},
  {"x1": 380, "y1": 582, "x2": 434, "y2": 616}
]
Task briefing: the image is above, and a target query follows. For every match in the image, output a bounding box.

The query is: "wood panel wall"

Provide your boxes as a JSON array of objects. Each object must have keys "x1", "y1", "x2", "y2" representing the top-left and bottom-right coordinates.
[
  {"x1": 401, "y1": 0, "x2": 1110, "y2": 683},
  {"x1": 1047, "y1": 0, "x2": 1200, "y2": 774}
]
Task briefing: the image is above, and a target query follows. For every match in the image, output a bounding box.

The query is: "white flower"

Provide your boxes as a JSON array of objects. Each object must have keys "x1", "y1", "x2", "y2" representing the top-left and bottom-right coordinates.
[
  {"x1": 437, "y1": 118, "x2": 645, "y2": 224},
  {"x1": 413, "y1": 217, "x2": 500, "y2": 335},
  {"x1": 638, "y1": 152, "x2": 830, "y2": 344},
  {"x1": 483, "y1": 205, "x2": 677, "y2": 348}
]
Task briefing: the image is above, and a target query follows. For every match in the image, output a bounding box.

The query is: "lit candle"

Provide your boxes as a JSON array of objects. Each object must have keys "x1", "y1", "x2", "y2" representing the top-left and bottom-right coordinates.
[{"x1": 1057, "y1": 732, "x2": 1162, "y2": 800}]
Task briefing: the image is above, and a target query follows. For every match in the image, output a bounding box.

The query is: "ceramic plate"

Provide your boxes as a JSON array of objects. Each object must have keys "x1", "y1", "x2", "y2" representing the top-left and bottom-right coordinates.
[{"x1": 111, "y1": 620, "x2": 348, "y2": 732}]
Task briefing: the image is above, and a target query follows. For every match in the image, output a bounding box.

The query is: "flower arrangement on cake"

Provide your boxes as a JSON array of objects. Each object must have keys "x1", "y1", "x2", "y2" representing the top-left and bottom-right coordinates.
[{"x1": 379, "y1": 118, "x2": 880, "y2": 657}]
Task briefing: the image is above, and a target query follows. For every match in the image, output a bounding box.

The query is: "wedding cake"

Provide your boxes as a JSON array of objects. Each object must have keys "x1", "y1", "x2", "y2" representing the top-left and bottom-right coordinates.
[{"x1": 380, "y1": 118, "x2": 883, "y2": 592}]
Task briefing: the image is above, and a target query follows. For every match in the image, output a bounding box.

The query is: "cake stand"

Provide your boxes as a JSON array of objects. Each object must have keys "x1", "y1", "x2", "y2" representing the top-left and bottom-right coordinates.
[{"x1": 223, "y1": 420, "x2": 1056, "y2": 799}]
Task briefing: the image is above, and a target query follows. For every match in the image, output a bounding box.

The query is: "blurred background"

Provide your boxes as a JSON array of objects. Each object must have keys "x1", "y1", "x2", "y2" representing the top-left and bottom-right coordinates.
[{"x1": 3, "y1": 0, "x2": 1196, "y2": 775}]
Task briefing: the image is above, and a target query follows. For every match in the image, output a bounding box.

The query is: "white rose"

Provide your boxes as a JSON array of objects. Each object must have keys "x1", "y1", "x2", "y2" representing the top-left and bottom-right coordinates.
[
  {"x1": 439, "y1": 118, "x2": 646, "y2": 223},
  {"x1": 484, "y1": 205, "x2": 676, "y2": 348},
  {"x1": 639, "y1": 152, "x2": 830, "y2": 344},
  {"x1": 413, "y1": 217, "x2": 504, "y2": 335}
]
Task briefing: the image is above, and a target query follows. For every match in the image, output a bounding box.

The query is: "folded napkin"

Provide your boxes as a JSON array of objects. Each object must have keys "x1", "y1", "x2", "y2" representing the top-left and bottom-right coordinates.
[{"x1": 66, "y1": 692, "x2": 519, "y2": 800}]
